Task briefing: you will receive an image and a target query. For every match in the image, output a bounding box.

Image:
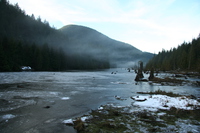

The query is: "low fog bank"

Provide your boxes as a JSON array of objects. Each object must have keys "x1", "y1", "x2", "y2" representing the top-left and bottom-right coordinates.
[{"x1": 58, "y1": 25, "x2": 153, "y2": 68}]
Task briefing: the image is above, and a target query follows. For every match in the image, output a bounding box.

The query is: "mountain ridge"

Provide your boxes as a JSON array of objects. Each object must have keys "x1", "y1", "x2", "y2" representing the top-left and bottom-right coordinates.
[
  {"x1": 59, "y1": 24, "x2": 152, "y2": 67},
  {"x1": 60, "y1": 24, "x2": 141, "y2": 52},
  {"x1": 0, "y1": 0, "x2": 153, "y2": 70}
]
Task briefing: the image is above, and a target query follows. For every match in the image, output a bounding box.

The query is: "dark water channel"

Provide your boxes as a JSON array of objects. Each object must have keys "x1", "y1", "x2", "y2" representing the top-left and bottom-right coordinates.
[{"x1": 0, "y1": 69, "x2": 199, "y2": 133}]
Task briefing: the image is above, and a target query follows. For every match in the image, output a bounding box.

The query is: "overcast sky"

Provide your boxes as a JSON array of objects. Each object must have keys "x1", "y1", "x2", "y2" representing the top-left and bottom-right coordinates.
[{"x1": 9, "y1": 0, "x2": 200, "y2": 53}]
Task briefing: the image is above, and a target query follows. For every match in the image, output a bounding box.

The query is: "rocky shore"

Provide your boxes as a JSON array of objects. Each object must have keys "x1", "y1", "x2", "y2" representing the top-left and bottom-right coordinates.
[{"x1": 64, "y1": 91, "x2": 200, "y2": 133}]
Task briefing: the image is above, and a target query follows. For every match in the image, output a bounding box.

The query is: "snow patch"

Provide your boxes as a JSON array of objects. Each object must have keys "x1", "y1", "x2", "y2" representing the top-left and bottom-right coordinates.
[
  {"x1": 21, "y1": 66, "x2": 32, "y2": 71},
  {"x1": 81, "y1": 116, "x2": 89, "y2": 122},
  {"x1": 131, "y1": 95, "x2": 200, "y2": 110},
  {"x1": 62, "y1": 116, "x2": 91, "y2": 125},
  {"x1": 63, "y1": 119, "x2": 73, "y2": 125},
  {"x1": 98, "y1": 106, "x2": 104, "y2": 110}
]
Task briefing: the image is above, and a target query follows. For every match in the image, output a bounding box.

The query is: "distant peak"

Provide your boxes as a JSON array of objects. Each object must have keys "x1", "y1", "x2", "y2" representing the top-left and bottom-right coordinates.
[{"x1": 59, "y1": 24, "x2": 96, "y2": 31}]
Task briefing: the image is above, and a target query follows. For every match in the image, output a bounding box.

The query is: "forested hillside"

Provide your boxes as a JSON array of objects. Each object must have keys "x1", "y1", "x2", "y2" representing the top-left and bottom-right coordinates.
[
  {"x1": 145, "y1": 35, "x2": 200, "y2": 72},
  {"x1": 0, "y1": 0, "x2": 153, "y2": 72},
  {"x1": 0, "y1": 0, "x2": 62, "y2": 45},
  {"x1": 0, "y1": 0, "x2": 110, "y2": 71},
  {"x1": 59, "y1": 25, "x2": 153, "y2": 67},
  {"x1": 0, "y1": 37, "x2": 68, "y2": 71}
]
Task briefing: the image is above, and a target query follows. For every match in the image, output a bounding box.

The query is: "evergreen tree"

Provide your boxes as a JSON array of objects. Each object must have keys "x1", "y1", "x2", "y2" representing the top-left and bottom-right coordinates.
[
  {"x1": 0, "y1": 0, "x2": 110, "y2": 71},
  {"x1": 146, "y1": 35, "x2": 200, "y2": 72}
]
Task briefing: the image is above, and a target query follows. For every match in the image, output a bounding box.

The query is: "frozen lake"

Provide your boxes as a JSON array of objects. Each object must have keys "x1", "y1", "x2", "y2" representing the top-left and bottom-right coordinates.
[{"x1": 0, "y1": 68, "x2": 200, "y2": 133}]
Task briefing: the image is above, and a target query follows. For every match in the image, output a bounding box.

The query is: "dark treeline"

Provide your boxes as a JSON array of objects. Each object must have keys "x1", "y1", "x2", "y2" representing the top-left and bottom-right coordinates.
[
  {"x1": 0, "y1": 0, "x2": 110, "y2": 71},
  {"x1": 0, "y1": 0, "x2": 58, "y2": 44},
  {"x1": 0, "y1": 37, "x2": 67, "y2": 71},
  {"x1": 0, "y1": 36, "x2": 109, "y2": 71},
  {"x1": 145, "y1": 35, "x2": 200, "y2": 72}
]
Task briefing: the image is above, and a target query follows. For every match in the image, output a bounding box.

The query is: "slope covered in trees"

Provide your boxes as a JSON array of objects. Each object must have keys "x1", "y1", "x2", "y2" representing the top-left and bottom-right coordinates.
[
  {"x1": 0, "y1": 0, "x2": 61, "y2": 45},
  {"x1": 145, "y1": 35, "x2": 200, "y2": 72},
  {"x1": 0, "y1": 0, "x2": 69, "y2": 71},
  {"x1": 0, "y1": 37, "x2": 67, "y2": 71},
  {"x1": 0, "y1": 0, "x2": 110, "y2": 71},
  {"x1": 59, "y1": 25, "x2": 153, "y2": 67},
  {"x1": 0, "y1": 0, "x2": 152, "y2": 71}
]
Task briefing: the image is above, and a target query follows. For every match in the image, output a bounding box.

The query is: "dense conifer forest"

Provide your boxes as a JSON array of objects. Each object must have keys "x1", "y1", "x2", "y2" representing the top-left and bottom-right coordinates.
[
  {"x1": 145, "y1": 35, "x2": 200, "y2": 72},
  {"x1": 0, "y1": 0, "x2": 110, "y2": 71},
  {"x1": 3, "y1": 0, "x2": 198, "y2": 72},
  {"x1": 0, "y1": 37, "x2": 67, "y2": 71}
]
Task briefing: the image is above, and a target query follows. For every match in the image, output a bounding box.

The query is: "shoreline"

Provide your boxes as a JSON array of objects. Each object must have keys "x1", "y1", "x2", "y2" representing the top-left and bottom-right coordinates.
[{"x1": 64, "y1": 91, "x2": 200, "y2": 132}]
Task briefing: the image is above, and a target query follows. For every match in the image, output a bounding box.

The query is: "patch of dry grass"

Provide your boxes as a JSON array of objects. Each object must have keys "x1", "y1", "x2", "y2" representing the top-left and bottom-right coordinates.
[
  {"x1": 151, "y1": 77, "x2": 184, "y2": 85},
  {"x1": 137, "y1": 89, "x2": 181, "y2": 97}
]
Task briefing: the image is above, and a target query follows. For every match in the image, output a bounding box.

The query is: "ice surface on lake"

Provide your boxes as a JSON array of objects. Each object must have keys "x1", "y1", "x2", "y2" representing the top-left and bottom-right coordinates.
[
  {"x1": 0, "y1": 114, "x2": 16, "y2": 122},
  {"x1": 61, "y1": 97, "x2": 70, "y2": 100},
  {"x1": 2, "y1": 114, "x2": 15, "y2": 119},
  {"x1": 0, "y1": 68, "x2": 200, "y2": 133}
]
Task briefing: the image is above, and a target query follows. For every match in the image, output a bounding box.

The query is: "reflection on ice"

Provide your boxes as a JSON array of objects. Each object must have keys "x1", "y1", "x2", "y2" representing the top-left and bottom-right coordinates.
[
  {"x1": 61, "y1": 97, "x2": 70, "y2": 100},
  {"x1": 0, "y1": 114, "x2": 16, "y2": 122},
  {"x1": 49, "y1": 92, "x2": 60, "y2": 96},
  {"x1": 0, "y1": 98, "x2": 36, "y2": 112}
]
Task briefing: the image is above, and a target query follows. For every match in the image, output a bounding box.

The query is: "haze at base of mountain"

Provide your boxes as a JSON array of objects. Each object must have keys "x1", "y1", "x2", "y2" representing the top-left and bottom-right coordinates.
[
  {"x1": 59, "y1": 24, "x2": 153, "y2": 67},
  {"x1": 0, "y1": 0, "x2": 153, "y2": 71}
]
